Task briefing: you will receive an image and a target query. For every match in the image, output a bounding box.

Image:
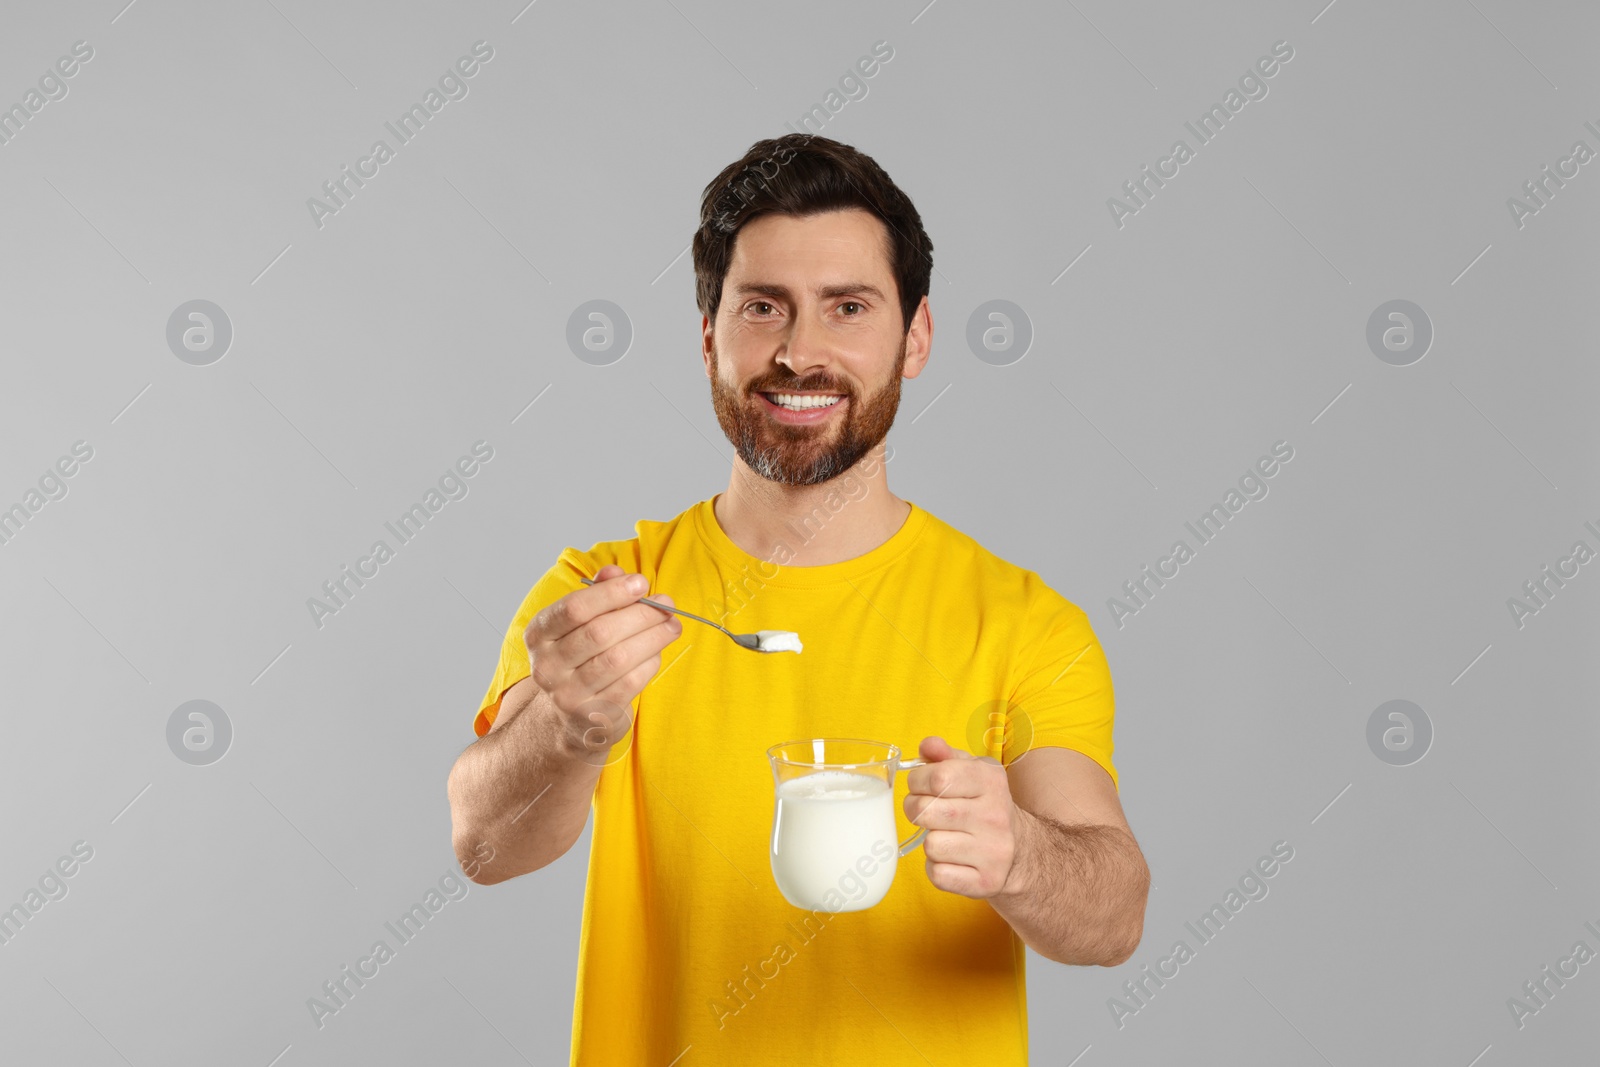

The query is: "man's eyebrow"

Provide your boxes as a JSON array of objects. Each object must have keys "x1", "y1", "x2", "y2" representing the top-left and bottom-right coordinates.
[{"x1": 730, "y1": 282, "x2": 888, "y2": 302}]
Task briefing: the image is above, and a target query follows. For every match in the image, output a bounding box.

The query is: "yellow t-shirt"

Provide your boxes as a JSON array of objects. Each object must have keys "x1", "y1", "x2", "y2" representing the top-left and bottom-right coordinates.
[{"x1": 474, "y1": 495, "x2": 1118, "y2": 1066}]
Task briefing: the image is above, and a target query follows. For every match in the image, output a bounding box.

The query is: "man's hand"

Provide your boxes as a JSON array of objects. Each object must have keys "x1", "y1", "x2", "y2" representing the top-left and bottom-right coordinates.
[
  {"x1": 522, "y1": 563, "x2": 681, "y2": 759},
  {"x1": 903, "y1": 736, "x2": 1027, "y2": 899},
  {"x1": 904, "y1": 738, "x2": 1150, "y2": 963}
]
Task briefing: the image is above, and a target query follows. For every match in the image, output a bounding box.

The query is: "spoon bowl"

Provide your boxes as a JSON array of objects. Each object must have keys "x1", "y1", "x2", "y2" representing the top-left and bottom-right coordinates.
[{"x1": 578, "y1": 576, "x2": 802, "y2": 654}]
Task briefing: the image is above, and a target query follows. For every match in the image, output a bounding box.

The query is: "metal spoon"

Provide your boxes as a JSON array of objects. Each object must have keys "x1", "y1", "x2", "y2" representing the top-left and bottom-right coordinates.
[{"x1": 579, "y1": 577, "x2": 802, "y2": 653}]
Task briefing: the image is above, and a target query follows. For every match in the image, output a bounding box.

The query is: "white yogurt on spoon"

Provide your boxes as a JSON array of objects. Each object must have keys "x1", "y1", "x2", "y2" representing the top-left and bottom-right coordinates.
[{"x1": 756, "y1": 630, "x2": 803, "y2": 654}]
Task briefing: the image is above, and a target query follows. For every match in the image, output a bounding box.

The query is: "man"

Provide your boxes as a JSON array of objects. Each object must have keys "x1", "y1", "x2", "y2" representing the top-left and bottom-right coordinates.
[{"x1": 446, "y1": 134, "x2": 1150, "y2": 1065}]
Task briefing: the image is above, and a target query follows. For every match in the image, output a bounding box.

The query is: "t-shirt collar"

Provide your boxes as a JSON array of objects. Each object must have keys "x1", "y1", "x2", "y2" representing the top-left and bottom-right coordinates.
[{"x1": 691, "y1": 492, "x2": 929, "y2": 588}]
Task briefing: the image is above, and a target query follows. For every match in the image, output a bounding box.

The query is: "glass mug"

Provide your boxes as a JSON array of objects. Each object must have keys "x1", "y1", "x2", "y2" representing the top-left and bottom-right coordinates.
[{"x1": 767, "y1": 738, "x2": 927, "y2": 912}]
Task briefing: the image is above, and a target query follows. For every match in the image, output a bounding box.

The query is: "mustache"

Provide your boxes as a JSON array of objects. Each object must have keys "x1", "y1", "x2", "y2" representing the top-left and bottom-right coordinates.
[{"x1": 748, "y1": 376, "x2": 851, "y2": 395}]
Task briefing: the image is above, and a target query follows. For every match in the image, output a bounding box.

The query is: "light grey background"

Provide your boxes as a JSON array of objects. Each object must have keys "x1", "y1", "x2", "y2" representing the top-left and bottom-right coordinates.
[{"x1": 2, "y1": 1, "x2": 1596, "y2": 1064}]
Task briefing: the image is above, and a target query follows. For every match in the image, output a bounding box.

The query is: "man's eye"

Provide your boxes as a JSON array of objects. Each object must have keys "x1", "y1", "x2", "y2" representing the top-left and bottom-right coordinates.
[
  {"x1": 839, "y1": 302, "x2": 863, "y2": 315},
  {"x1": 748, "y1": 301, "x2": 775, "y2": 315}
]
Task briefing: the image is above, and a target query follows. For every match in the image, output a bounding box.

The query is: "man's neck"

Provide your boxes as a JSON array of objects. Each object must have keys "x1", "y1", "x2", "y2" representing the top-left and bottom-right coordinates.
[{"x1": 714, "y1": 458, "x2": 909, "y2": 567}]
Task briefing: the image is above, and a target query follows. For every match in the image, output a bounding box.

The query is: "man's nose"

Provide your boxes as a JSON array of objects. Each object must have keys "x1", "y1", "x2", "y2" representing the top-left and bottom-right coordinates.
[{"x1": 776, "y1": 308, "x2": 832, "y2": 379}]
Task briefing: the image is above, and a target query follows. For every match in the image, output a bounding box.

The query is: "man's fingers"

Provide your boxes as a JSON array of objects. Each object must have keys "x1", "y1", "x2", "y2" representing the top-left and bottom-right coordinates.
[
  {"x1": 528, "y1": 569, "x2": 651, "y2": 645},
  {"x1": 558, "y1": 594, "x2": 675, "y2": 669},
  {"x1": 906, "y1": 758, "x2": 991, "y2": 800},
  {"x1": 923, "y1": 857, "x2": 990, "y2": 898},
  {"x1": 922, "y1": 829, "x2": 989, "y2": 867},
  {"x1": 573, "y1": 611, "x2": 681, "y2": 698},
  {"x1": 903, "y1": 793, "x2": 974, "y2": 829},
  {"x1": 526, "y1": 570, "x2": 668, "y2": 699}
]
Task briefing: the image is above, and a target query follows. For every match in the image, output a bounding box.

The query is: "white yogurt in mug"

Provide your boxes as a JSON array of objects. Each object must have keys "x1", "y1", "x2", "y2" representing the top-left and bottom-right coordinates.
[{"x1": 770, "y1": 771, "x2": 899, "y2": 911}]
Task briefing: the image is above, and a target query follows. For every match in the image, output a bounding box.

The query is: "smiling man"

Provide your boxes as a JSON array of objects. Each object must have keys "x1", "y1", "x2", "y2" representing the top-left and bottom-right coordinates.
[{"x1": 446, "y1": 134, "x2": 1150, "y2": 1066}]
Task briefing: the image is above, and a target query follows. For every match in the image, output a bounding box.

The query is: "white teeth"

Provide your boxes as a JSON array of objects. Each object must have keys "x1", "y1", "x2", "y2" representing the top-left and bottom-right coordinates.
[{"x1": 766, "y1": 393, "x2": 842, "y2": 410}]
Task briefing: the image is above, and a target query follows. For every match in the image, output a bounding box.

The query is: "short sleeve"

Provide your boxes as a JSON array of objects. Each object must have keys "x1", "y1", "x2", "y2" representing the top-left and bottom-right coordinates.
[
  {"x1": 1004, "y1": 586, "x2": 1118, "y2": 789},
  {"x1": 472, "y1": 541, "x2": 637, "y2": 737}
]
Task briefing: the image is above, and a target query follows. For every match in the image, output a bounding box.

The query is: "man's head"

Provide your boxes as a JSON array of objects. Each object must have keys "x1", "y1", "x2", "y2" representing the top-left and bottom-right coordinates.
[{"x1": 693, "y1": 136, "x2": 933, "y2": 486}]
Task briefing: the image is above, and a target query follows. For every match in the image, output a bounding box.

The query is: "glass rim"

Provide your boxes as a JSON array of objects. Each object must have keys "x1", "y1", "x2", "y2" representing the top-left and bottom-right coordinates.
[{"x1": 766, "y1": 737, "x2": 902, "y2": 769}]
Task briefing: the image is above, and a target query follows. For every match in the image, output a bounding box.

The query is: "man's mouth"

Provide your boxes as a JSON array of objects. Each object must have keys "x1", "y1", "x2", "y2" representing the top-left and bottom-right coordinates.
[{"x1": 759, "y1": 391, "x2": 845, "y2": 412}]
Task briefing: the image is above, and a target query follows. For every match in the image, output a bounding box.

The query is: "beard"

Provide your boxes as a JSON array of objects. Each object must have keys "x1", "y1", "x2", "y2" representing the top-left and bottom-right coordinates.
[{"x1": 709, "y1": 337, "x2": 906, "y2": 487}]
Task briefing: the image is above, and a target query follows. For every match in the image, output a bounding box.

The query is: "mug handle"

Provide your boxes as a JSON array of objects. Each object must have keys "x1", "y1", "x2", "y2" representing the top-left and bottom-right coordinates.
[{"x1": 894, "y1": 757, "x2": 927, "y2": 857}]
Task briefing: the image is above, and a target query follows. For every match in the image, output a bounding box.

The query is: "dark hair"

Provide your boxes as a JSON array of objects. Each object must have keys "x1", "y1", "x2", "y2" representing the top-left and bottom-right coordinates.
[{"x1": 693, "y1": 134, "x2": 933, "y2": 334}]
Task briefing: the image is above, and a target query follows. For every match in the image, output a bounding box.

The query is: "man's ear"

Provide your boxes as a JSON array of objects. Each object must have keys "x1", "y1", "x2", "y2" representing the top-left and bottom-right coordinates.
[
  {"x1": 701, "y1": 316, "x2": 715, "y2": 378},
  {"x1": 902, "y1": 295, "x2": 932, "y2": 380}
]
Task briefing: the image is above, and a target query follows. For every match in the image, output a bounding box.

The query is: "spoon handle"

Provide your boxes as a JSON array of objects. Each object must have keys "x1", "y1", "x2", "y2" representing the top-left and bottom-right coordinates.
[{"x1": 578, "y1": 576, "x2": 732, "y2": 636}]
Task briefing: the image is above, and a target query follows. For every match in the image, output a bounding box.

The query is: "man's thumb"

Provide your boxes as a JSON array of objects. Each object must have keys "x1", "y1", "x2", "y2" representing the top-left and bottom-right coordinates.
[{"x1": 919, "y1": 736, "x2": 967, "y2": 762}]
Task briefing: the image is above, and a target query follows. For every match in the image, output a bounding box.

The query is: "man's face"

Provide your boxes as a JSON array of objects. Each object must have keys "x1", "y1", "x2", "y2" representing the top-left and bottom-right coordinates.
[{"x1": 705, "y1": 208, "x2": 919, "y2": 487}]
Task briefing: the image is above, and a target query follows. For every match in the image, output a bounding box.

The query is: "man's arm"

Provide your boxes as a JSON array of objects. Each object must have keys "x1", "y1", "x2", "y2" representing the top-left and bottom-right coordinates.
[
  {"x1": 447, "y1": 676, "x2": 607, "y2": 884},
  {"x1": 905, "y1": 739, "x2": 1150, "y2": 966},
  {"x1": 990, "y1": 746, "x2": 1148, "y2": 965},
  {"x1": 447, "y1": 565, "x2": 681, "y2": 885}
]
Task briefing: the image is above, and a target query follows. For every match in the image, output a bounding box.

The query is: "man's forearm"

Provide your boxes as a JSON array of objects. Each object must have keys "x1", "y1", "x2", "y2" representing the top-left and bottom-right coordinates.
[
  {"x1": 447, "y1": 690, "x2": 605, "y2": 884},
  {"x1": 988, "y1": 809, "x2": 1150, "y2": 966}
]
